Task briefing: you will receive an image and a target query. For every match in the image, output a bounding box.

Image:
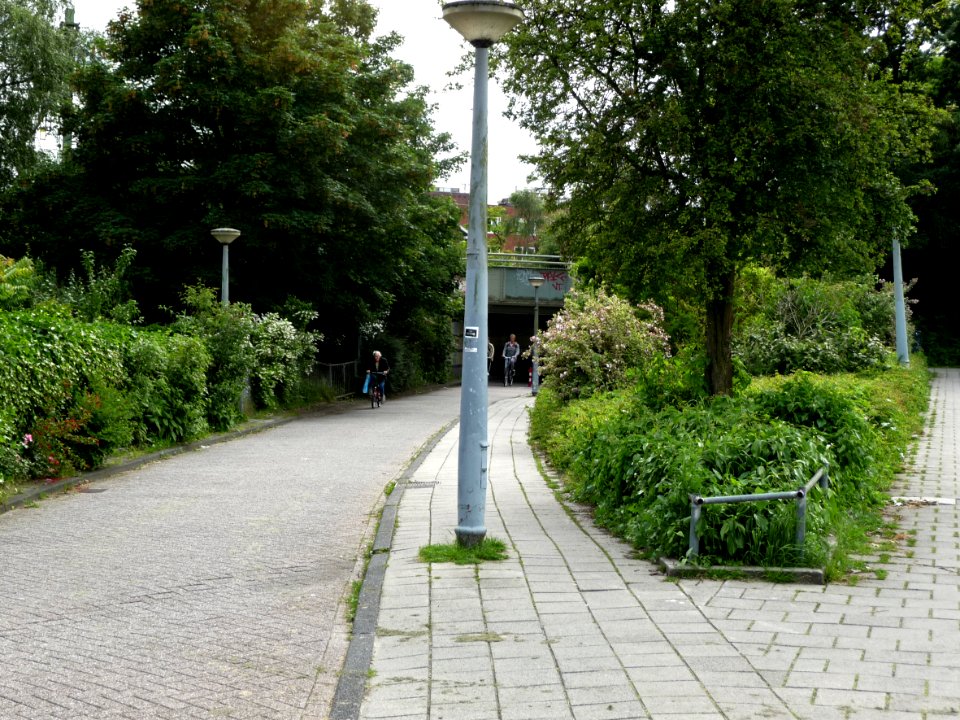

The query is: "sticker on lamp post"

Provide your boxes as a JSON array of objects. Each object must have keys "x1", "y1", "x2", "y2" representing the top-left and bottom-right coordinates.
[{"x1": 464, "y1": 326, "x2": 479, "y2": 352}]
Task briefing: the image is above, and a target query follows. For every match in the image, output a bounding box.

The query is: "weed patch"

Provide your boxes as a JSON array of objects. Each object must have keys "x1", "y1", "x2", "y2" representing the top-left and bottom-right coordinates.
[{"x1": 418, "y1": 538, "x2": 508, "y2": 564}]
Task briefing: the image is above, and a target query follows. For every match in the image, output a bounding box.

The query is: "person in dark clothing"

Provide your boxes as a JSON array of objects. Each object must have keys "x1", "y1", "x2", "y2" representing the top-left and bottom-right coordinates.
[{"x1": 366, "y1": 350, "x2": 390, "y2": 400}]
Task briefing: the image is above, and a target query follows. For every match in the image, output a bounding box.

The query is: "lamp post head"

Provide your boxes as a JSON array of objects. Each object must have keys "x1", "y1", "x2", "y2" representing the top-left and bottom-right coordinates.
[
  {"x1": 211, "y1": 227, "x2": 241, "y2": 245},
  {"x1": 528, "y1": 274, "x2": 545, "y2": 290},
  {"x1": 442, "y1": 1, "x2": 524, "y2": 48}
]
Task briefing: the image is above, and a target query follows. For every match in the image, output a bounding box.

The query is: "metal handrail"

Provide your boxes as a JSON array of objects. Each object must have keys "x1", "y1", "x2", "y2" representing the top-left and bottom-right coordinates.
[
  {"x1": 487, "y1": 253, "x2": 569, "y2": 270},
  {"x1": 687, "y1": 465, "x2": 829, "y2": 558},
  {"x1": 316, "y1": 360, "x2": 359, "y2": 399}
]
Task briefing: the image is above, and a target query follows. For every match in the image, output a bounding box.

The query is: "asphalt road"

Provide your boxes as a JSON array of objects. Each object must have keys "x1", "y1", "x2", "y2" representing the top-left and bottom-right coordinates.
[{"x1": 0, "y1": 384, "x2": 490, "y2": 719}]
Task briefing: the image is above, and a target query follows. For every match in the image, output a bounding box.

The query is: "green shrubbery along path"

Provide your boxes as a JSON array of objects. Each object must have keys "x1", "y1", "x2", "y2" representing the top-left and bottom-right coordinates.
[
  {"x1": 531, "y1": 364, "x2": 929, "y2": 578},
  {"x1": 0, "y1": 289, "x2": 324, "y2": 503},
  {"x1": 528, "y1": 284, "x2": 930, "y2": 580}
]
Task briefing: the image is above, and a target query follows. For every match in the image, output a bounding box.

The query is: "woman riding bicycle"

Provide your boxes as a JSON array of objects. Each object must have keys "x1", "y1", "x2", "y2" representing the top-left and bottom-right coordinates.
[
  {"x1": 366, "y1": 350, "x2": 390, "y2": 402},
  {"x1": 502, "y1": 334, "x2": 520, "y2": 386}
]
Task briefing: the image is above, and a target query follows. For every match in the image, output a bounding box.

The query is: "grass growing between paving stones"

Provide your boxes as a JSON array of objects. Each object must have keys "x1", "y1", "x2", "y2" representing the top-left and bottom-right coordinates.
[
  {"x1": 418, "y1": 538, "x2": 508, "y2": 564},
  {"x1": 346, "y1": 579, "x2": 363, "y2": 623}
]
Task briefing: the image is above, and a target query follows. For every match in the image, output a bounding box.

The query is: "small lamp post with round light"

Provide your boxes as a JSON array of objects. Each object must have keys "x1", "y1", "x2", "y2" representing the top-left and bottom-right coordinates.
[
  {"x1": 211, "y1": 227, "x2": 240, "y2": 306},
  {"x1": 528, "y1": 274, "x2": 544, "y2": 396},
  {"x1": 442, "y1": 0, "x2": 524, "y2": 548}
]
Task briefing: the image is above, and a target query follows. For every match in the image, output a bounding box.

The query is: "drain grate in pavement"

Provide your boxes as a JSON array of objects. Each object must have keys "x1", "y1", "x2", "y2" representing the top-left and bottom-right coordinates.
[{"x1": 406, "y1": 481, "x2": 439, "y2": 489}]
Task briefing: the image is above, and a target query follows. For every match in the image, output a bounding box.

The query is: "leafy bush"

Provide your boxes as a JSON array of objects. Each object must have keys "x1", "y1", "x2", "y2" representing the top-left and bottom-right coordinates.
[
  {"x1": 0, "y1": 428, "x2": 33, "y2": 490},
  {"x1": 0, "y1": 307, "x2": 127, "y2": 442},
  {"x1": 530, "y1": 362, "x2": 929, "y2": 569},
  {"x1": 750, "y1": 373, "x2": 881, "y2": 498},
  {"x1": 626, "y1": 345, "x2": 710, "y2": 411},
  {"x1": 123, "y1": 331, "x2": 210, "y2": 444},
  {"x1": 0, "y1": 281, "x2": 327, "y2": 493},
  {"x1": 536, "y1": 287, "x2": 671, "y2": 400},
  {"x1": 0, "y1": 308, "x2": 138, "y2": 484},
  {"x1": 58, "y1": 247, "x2": 141, "y2": 324},
  {"x1": 250, "y1": 312, "x2": 319, "y2": 410},
  {"x1": 173, "y1": 286, "x2": 256, "y2": 429},
  {"x1": 0, "y1": 255, "x2": 37, "y2": 309},
  {"x1": 734, "y1": 271, "x2": 896, "y2": 375},
  {"x1": 561, "y1": 396, "x2": 829, "y2": 565}
]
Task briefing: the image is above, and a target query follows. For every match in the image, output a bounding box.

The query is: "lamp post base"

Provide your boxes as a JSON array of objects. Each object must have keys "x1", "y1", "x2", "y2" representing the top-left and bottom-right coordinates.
[{"x1": 455, "y1": 527, "x2": 487, "y2": 548}]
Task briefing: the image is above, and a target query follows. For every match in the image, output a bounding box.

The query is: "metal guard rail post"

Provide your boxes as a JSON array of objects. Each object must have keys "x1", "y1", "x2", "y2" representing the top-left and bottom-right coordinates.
[{"x1": 687, "y1": 465, "x2": 829, "y2": 559}]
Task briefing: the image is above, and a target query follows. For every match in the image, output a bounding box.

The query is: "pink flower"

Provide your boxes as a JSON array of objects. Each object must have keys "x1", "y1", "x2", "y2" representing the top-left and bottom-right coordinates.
[{"x1": 22, "y1": 434, "x2": 33, "y2": 448}]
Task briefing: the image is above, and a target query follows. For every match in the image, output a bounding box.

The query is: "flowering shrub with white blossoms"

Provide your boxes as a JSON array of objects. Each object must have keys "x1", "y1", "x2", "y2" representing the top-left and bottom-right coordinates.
[
  {"x1": 250, "y1": 312, "x2": 319, "y2": 409},
  {"x1": 536, "y1": 287, "x2": 671, "y2": 400}
]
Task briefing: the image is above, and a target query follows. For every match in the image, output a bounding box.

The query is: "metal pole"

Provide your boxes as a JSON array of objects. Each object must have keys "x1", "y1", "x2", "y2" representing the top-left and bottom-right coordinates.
[
  {"x1": 455, "y1": 44, "x2": 491, "y2": 548},
  {"x1": 221, "y1": 243, "x2": 230, "y2": 306},
  {"x1": 689, "y1": 498, "x2": 701, "y2": 558},
  {"x1": 893, "y1": 235, "x2": 909, "y2": 365},
  {"x1": 795, "y1": 493, "x2": 807, "y2": 549},
  {"x1": 531, "y1": 286, "x2": 540, "y2": 396}
]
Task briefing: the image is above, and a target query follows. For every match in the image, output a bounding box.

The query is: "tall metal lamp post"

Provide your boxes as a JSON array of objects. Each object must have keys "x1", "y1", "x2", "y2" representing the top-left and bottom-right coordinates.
[
  {"x1": 442, "y1": 0, "x2": 523, "y2": 548},
  {"x1": 211, "y1": 228, "x2": 240, "y2": 306},
  {"x1": 529, "y1": 274, "x2": 544, "y2": 396},
  {"x1": 892, "y1": 234, "x2": 910, "y2": 366}
]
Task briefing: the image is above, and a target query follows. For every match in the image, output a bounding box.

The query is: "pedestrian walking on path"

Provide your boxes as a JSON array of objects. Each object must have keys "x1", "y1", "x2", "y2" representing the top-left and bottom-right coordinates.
[{"x1": 353, "y1": 371, "x2": 960, "y2": 720}]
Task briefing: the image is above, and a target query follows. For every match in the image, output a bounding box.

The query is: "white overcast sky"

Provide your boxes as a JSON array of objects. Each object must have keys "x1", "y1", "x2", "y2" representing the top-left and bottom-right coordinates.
[{"x1": 69, "y1": 0, "x2": 540, "y2": 202}]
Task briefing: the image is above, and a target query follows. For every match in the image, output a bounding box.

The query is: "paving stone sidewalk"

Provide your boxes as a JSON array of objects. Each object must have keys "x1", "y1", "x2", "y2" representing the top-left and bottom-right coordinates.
[{"x1": 357, "y1": 370, "x2": 960, "y2": 720}]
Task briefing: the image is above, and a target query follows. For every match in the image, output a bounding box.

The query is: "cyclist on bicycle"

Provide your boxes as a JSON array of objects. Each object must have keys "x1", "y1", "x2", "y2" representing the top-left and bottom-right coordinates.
[
  {"x1": 502, "y1": 334, "x2": 520, "y2": 386},
  {"x1": 366, "y1": 350, "x2": 390, "y2": 400}
]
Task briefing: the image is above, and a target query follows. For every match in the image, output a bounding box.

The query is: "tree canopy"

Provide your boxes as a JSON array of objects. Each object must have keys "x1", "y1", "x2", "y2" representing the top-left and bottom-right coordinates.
[
  {"x1": 0, "y1": 0, "x2": 463, "y2": 364},
  {"x1": 501, "y1": 0, "x2": 942, "y2": 394},
  {"x1": 897, "y1": 2, "x2": 960, "y2": 362},
  {"x1": 0, "y1": 0, "x2": 77, "y2": 187}
]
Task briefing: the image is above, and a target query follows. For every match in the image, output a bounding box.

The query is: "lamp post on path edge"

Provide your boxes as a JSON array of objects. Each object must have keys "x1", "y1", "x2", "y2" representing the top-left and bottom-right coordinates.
[
  {"x1": 442, "y1": 1, "x2": 524, "y2": 548},
  {"x1": 528, "y1": 274, "x2": 544, "y2": 396}
]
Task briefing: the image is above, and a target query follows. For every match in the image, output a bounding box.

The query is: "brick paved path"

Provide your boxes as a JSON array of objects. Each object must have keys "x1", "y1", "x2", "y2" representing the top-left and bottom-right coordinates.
[
  {"x1": 360, "y1": 371, "x2": 959, "y2": 720},
  {"x1": 0, "y1": 387, "x2": 463, "y2": 719}
]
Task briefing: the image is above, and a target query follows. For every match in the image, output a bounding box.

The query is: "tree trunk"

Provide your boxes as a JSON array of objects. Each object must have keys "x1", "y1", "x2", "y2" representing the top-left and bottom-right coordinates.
[{"x1": 705, "y1": 268, "x2": 736, "y2": 396}]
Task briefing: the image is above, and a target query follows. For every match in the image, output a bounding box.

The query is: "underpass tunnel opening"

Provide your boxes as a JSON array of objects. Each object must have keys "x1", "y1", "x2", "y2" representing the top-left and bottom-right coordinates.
[{"x1": 487, "y1": 305, "x2": 559, "y2": 384}]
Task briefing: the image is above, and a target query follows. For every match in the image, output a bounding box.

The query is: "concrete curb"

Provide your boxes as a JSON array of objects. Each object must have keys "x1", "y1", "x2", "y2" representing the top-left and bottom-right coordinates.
[
  {"x1": 658, "y1": 556, "x2": 826, "y2": 584},
  {"x1": 329, "y1": 418, "x2": 458, "y2": 720}
]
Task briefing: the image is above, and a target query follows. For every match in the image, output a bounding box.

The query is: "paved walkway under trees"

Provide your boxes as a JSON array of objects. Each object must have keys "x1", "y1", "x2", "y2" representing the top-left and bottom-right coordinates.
[{"x1": 1, "y1": 372, "x2": 957, "y2": 719}]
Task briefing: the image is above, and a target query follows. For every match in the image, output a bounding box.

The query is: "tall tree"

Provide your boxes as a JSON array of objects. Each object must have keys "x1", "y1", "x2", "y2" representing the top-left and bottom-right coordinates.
[
  {"x1": 1, "y1": 0, "x2": 462, "y2": 362},
  {"x1": 897, "y1": 2, "x2": 960, "y2": 363},
  {"x1": 504, "y1": 188, "x2": 544, "y2": 253},
  {"x1": 501, "y1": 0, "x2": 940, "y2": 394},
  {"x1": 0, "y1": 0, "x2": 76, "y2": 187}
]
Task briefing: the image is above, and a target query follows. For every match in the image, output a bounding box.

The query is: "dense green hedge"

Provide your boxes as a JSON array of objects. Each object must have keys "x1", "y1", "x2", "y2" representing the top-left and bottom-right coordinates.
[
  {"x1": 0, "y1": 300, "x2": 320, "y2": 494},
  {"x1": 530, "y1": 362, "x2": 929, "y2": 572}
]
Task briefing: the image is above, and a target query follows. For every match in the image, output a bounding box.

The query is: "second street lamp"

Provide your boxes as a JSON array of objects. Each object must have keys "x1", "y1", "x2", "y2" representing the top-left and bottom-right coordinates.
[
  {"x1": 211, "y1": 227, "x2": 241, "y2": 306},
  {"x1": 528, "y1": 274, "x2": 544, "y2": 396},
  {"x1": 442, "y1": 0, "x2": 523, "y2": 548}
]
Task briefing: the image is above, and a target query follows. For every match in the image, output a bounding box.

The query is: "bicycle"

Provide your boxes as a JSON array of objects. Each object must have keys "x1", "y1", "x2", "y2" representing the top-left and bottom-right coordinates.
[
  {"x1": 503, "y1": 356, "x2": 517, "y2": 387},
  {"x1": 368, "y1": 371, "x2": 386, "y2": 408}
]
